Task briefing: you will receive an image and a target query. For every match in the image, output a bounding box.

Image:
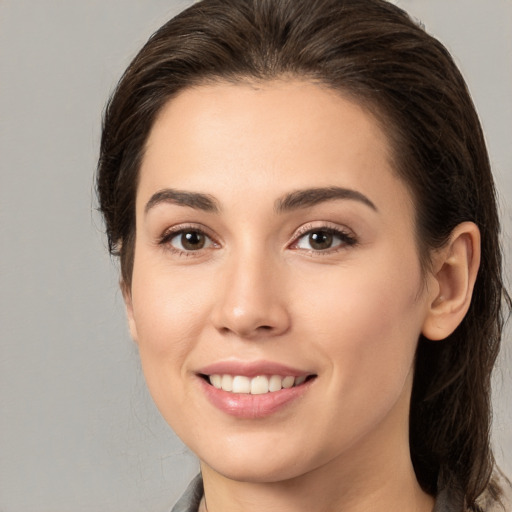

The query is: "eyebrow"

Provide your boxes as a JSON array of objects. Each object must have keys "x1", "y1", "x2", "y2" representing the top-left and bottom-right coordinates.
[
  {"x1": 144, "y1": 185, "x2": 376, "y2": 215},
  {"x1": 274, "y1": 187, "x2": 377, "y2": 213},
  {"x1": 144, "y1": 189, "x2": 220, "y2": 214}
]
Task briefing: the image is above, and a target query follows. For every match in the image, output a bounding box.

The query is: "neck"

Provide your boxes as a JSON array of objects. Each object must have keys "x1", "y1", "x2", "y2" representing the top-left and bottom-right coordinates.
[
  {"x1": 201, "y1": 453, "x2": 432, "y2": 512},
  {"x1": 199, "y1": 374, "x2": 434, "y2": 512}
]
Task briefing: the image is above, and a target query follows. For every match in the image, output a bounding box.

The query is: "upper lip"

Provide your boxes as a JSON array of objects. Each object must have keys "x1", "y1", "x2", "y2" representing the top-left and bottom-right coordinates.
[{"x1": 197, "y1": 360, "x2": 314, "y2": 378}]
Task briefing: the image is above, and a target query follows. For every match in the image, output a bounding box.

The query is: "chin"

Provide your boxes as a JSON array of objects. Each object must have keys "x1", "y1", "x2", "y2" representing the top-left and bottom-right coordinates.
[
  {"x1": 204, "y1": 457, "x2": 310, "y2": 484},
  {"x1": 197, "y1": 437, "x2": 331, "y2": 484}
]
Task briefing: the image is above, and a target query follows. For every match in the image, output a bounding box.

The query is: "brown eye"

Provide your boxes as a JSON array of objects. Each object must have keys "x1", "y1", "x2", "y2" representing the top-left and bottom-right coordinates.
[
  {"x1": 181, "y1": 231, "x2": 206, "y2": 250},
  {"x1": 294, "y1": 227, "x2": 357, "y2": 252},
  {"x1": 308, "y1": 231, "x2": 333, "y2": 250},
  {"x1": 168, "y1": 230, "x2": 213, "y2": 252}
]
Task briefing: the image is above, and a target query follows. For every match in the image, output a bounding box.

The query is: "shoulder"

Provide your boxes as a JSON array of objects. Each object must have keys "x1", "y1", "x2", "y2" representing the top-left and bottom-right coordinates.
[
  {"x1": 475, "y1": 467, "x2": 512, "y2": 512},
  {"x1": 170, "y1": 474, "x2": 204, "y2": 512},
  {"x1": 433, "y1": 468, "x2": 512, "y2": 512},
  {"x1": 171, "y1": 472, "x2": 512, "y2": 512}
]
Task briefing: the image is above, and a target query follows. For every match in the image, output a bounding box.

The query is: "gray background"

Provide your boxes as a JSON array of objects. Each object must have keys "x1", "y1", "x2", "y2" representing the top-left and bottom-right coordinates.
[{"x1": 0, "y1": 1, "x2": 510, "y2": 511}]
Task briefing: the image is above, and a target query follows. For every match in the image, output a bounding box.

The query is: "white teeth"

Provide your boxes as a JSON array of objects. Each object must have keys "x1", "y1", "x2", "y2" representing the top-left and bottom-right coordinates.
[
  {"x1": 294, "y1": 375, "x2": 307, "y2": 386},
  {"x1": 208, "y1": 374, "x2": 310, "y2": 394},
  {"x1": 268, "y1": 375, "x2": 283, "y2": 392},
  {"x1": 210, "y1": 374, "x2": 222, "y2": 389},
  {"x1": 282, "y1": 376, "x2": 295, "y2": 389},
  {"x1": 250, "y1": 375, "x2": 269, "y2": 395},
  {"x1": 221, "y1": 374, "x2": 233, "y2": 392},
  {"x1": 232, "y1": 376, "x2": 251, "y2": 393}
]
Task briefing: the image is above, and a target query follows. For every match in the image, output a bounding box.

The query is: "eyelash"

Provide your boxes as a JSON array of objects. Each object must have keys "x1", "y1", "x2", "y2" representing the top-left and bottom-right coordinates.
[
  {"x1": 158, "y1": 224, "x2": 219, "y2": 257},
  {"x1": 158, "y1": 223, "x2": 357, "y2": 257},
  {"x1": 290, "y1": 223, "x2": 358, "y2": 254}
]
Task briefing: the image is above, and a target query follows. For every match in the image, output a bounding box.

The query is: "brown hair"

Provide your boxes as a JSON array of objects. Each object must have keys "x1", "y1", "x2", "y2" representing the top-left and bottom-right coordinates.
[{"x1": 96, "y1": 0, "x2": 509, "y2": 508}]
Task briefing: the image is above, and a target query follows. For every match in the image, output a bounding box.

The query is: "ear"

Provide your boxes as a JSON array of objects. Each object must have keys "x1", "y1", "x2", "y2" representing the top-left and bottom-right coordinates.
[
  {"x1": 422, "y1": 222, "x2": 481, "y2": 341},
  {"x1": 121, "y1": 279, "x2": 139, "y2": 343}
]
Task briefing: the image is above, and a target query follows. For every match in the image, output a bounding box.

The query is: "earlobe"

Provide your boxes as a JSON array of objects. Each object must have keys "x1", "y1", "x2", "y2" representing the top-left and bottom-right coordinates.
[
  {"x1": 121, "y1": 279, "x2": 139, "y2": 343},
  {"x1": 422, "y1": 222, "x2": 481, "y2": 341}
]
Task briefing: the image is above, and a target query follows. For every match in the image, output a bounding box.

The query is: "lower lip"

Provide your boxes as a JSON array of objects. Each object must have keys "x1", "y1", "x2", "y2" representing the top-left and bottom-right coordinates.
[{"x1": 199, "y1": 377, "x2": 314, "y2": 419}]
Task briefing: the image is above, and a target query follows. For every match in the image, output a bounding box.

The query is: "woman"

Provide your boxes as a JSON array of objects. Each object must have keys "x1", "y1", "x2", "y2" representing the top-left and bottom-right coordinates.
[{"x1": 96, "y1": 0, "x2": 511, "y2": 510}]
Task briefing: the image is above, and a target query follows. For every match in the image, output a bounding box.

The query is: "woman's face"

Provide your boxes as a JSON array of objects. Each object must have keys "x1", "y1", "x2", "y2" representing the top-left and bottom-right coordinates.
[{"x1": 126, "y1": 80, "x2": 437, "y2": 483}]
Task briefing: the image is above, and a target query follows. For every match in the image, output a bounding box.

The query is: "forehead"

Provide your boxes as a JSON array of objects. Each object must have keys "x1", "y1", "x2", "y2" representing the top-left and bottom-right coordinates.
[
  {"x1": 146, "y1": 80, "x2": 391, "y2": 157},
  {"x1": 138, "y1": 79, "x2": 412, "y2": 217}
]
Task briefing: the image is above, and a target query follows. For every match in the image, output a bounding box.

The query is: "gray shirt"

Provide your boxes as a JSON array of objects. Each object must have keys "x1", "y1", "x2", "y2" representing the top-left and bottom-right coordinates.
[{"x1": 170, "y1": 473, "x2": 511, "y2": 512}]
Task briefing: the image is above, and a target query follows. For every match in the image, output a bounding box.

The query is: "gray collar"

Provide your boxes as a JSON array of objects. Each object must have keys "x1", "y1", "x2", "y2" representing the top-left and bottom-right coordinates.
[
  {"x1": 171, "y1": 475, "x2": 466, "y2": 512},
  {"x1": 171, "y1": 474, "x2": 203, "y2": 512}
]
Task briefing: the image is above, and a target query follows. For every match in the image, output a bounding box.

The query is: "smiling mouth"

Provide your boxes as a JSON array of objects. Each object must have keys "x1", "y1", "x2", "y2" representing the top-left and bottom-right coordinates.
[{"x1": 201, "y1": 374, "x2": 317, "y2": 395}]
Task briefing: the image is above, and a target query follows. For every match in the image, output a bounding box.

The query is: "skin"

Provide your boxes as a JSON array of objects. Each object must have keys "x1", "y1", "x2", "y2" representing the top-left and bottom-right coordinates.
[{"x1": 124, "y1": 80, "x2": 480, "y2": 512}]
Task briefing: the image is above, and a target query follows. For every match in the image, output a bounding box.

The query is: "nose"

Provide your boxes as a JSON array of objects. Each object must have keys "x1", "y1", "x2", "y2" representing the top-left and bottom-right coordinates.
[{"x1": 211, "y1": 250, "x2": 291, "y2": 339}]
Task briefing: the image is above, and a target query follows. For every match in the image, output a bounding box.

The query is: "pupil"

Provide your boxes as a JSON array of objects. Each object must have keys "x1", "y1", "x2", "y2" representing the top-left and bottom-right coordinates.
[
  {"x1": 309, "y1": 231, "x2": 332, "y2": 250},
  {"x1": 182, "y1": 231, "x2": 205, "y2": 250}
]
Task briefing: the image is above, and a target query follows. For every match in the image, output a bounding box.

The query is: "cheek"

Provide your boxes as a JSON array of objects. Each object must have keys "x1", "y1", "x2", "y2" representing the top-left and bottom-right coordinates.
[
  {"x1": 296, "y1": 251, "x2": 425, "y2": 393},
  {"x1": 129, "y1": 266, "x2": 213, "y2": 427},
  {"x1": 129, "y1": 259, "x2": 213, "y2": 401}
]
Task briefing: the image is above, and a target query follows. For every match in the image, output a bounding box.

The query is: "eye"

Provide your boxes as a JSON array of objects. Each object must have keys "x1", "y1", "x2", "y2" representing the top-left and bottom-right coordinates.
[
  {"x1": 293, "y1": 226, "x2": 357, "y2": 252},
  {"x1": 160, "y1": 227, "x2": 215, "y2": 253}
]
